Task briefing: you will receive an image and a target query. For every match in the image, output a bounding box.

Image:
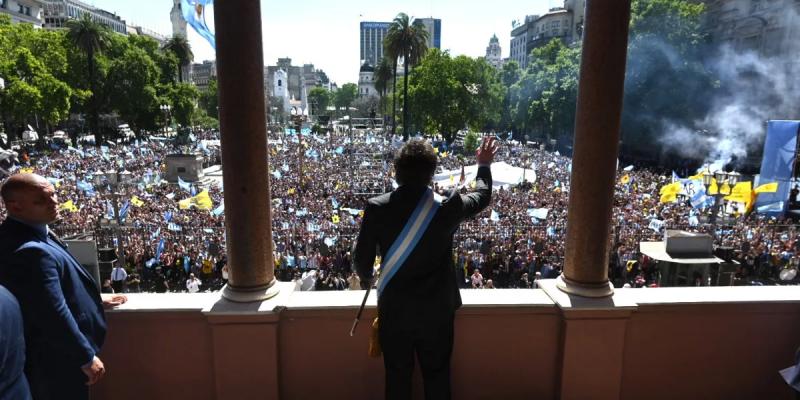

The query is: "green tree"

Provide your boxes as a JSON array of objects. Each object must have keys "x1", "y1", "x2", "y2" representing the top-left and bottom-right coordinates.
[
  {"x1": 509, "y1": 39, "x2": 580, "y2": 141},
  {"x1": 163, "y1": 35, "x2": 193, "y2": 83},
  {"x1": 384, "y1": 13, "x2": 429, "y2": 139},
  {"x1": 166, "y1": 83, "x2": 199, "y2": 127},
  {"x1": 307, "y1": 86, "x2": 332, "y2": 118},
  {"x1": 334, "y1": 83, "x2": 358, "y2": 117},
  {"x1": 373, "y1": 57, "x2": 393, "y2": 120},
  {"x1": 406, "y1": 50, "x2": 504, "y2": 143},
  {"x1": 198, "y1": 77, "x2": 218, "y2": 119},
  {"x1": 463, "y1": 130, "x2": 480, "y2": 154},
  {"x1": 66, "y1": 13, "x2": 110, "y2": 145},
  {"x1": 621, "y1": 0, "x2": 715, "y2": 155},
  {"x1": 105, "y1": 46, "x2": 161, "y2": 132}
]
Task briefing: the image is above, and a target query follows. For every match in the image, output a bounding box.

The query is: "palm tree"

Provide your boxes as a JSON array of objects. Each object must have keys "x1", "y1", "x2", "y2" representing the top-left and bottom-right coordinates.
[
  {"x1": 373, "y1": 57, "x2": 393, "y2": 130},
  {"x1": 66, "y1": 13, "x2": 110, "y2": 146},
  {"x1": 163, "y1": 35, "x2": 194, "y2": 83},
  {"x1": 384, "y1": 13, "x2": 429, "y2": 139}
]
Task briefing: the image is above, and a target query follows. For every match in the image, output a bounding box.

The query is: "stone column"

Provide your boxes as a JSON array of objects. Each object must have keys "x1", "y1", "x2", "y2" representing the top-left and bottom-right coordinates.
[
  {"x1": 557, "y1": 0, "x2": 632, "y2": 298},
  {"x1": 215, "y1": 0, "x2": 278, "y2": 302}
]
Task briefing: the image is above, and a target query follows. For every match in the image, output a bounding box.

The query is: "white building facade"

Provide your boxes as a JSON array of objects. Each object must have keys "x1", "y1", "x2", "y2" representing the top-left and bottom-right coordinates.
[
  {"x1": 41, "y1": 0, "x2": 126, "y2": 34},
  {"x1": 485, "y1": 34, "x2": 503, "y2": 69},
  {"x1": 0, "y1": 0, "x2": 44, "y2": 26}
]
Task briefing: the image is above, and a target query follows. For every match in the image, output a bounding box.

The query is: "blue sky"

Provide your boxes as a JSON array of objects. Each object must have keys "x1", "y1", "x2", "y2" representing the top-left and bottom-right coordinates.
[{"x1": 87, "y1": 0, "x2": 556, "y2": 84}]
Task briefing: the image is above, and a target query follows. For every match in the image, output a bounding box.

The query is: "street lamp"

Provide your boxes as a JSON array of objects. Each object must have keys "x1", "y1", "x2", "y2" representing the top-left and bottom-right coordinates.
[
  {"x1": 702, "y1": 168, "x2": 740, "y2": 236},
  {"x1": 92, "y1": 169, "x2": 134, "y2": 278},
  {"x1": 290, "y1": 106, "x2": 308, "y2": 191},
  {"x1": 160, "y1": 104, "x2": 172, "y2": 134}
]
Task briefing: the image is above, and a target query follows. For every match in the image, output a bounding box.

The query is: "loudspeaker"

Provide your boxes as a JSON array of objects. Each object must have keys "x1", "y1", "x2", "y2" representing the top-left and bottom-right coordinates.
[
  {"x1": 714, "y1": 246, "x2": 734, "y2": 262},
  {"x1": 98, "y1": 248, "x2": 117, "y2": 262},
  {"x1": 98, "y1": 261, "x2": 115, "y2": 280}
]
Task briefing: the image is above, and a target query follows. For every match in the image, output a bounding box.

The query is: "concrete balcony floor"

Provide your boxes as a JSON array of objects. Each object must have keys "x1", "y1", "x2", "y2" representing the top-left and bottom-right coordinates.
[{"x1": 90, "y1": 281, "x2": 800, "y2": 400}]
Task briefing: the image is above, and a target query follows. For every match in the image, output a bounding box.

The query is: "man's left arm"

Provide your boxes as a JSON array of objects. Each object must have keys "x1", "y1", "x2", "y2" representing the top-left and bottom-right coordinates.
[{"x1": 353, "y1": 203, "x2": 378, "y2": 286}]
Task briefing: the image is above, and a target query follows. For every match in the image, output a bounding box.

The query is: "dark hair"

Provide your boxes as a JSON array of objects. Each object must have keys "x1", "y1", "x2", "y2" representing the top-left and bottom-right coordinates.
[{"x1": 394, "y1": 139, "x2": 437, "y2": 186}]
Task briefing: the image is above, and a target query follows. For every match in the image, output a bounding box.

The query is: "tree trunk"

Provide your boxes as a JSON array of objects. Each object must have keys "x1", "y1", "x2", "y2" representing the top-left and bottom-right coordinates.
[
  {"x1": 392, "y1": 63, "x2": 398, "y2": 137},
  {"x1": 402, "y1": 59, "x2": 409, "y2": 140},
  {"x1": 88, "y1": 48, "x2": 102, "y2": 147}
]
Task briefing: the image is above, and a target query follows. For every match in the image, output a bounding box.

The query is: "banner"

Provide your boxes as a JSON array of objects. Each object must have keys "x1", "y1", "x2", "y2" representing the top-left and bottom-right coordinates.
[{"x1": 755, "y1": 120, "x2": 799, "y2": 214}]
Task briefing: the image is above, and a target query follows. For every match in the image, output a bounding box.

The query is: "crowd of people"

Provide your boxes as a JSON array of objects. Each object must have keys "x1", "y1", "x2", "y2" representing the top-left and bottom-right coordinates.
[{"x1": 0, "y1": 127, "x2": 798, "y2": 293}]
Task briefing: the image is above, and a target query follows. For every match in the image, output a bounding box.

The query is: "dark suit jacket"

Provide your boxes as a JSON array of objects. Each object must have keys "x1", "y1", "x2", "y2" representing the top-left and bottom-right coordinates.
[
  {"x1": 0, "y1": 284, "x2": 31, "y2": 400},
  {"x1": 0, "y1": 218, "x2": 106, "y2": 372},
  {"x1": 355, "y1": 166, "x2": 492, "y2": 325}
]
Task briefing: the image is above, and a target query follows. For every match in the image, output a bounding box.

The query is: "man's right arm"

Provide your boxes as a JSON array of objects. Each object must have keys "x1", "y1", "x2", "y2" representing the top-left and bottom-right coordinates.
[{"x1": 7, "y1": 247, "x2": 96, "y2": 367}]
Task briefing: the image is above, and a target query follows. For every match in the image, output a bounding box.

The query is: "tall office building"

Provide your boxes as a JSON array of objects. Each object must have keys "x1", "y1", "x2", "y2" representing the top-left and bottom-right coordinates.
[
  {"x1": 416, "y1": 17, "x2": 441, "y2": 50},
  {"x1": 360, "y1": 21, "x2": 390, "y2": 67}
]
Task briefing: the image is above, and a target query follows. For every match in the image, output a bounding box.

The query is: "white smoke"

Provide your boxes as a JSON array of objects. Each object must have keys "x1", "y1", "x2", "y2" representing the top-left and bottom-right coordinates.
[{"x1": 658, "y1": 42, "x2": 800, "y2": 164}]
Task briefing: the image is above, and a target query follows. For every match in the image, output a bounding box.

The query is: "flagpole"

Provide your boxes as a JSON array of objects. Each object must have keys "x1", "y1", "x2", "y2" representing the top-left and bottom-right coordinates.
[{"x1": 349, "y1": 279, "x2": 372, "y2": 337}]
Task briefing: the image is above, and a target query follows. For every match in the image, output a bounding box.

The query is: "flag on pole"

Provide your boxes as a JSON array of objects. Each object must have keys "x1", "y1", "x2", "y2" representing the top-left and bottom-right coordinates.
[
  {"x1": 178, "y1": 176, "x2": 192, "y2": 193},
  {"x1": 180, "y1": 0, "x2": 216, "y2": 49},
  {"x1": 119, "y1": 201, "x2": 131, "y2": 220},
  {"x1": 754, "y1": 182, "x2": 778, "y2": 194},
  {"x1": 212, "y1": 201, "x2": 225, "y2": 216},
  {"x1": 178, "y1": 190, "x2": 214, "y2": 210}
]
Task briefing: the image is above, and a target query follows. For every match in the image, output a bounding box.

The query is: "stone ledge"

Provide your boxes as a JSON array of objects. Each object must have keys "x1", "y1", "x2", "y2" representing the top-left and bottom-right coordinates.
[{"x1": 106, "y1": 282, "x2": 800, "y2": 315}]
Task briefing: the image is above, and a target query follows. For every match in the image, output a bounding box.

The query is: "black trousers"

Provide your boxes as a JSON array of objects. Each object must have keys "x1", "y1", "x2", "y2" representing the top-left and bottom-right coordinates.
[
  {"x1": 380, "y1": 315, "x2": 454, "y2": 400},
  {"x1": 26, "y1": 356, "x2": 88, "y2": 400}
]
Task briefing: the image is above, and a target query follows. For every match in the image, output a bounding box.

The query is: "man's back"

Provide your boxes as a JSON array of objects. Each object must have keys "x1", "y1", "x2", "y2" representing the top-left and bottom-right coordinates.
[{"x1": 355, "y1": 165, "x2": 492, "y2": 323}]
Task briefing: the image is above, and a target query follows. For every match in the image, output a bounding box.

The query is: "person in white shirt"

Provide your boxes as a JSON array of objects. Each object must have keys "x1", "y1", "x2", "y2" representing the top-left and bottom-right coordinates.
[
  {"x1": 185, "y1": 273, "x2": 202, "y2": 293},
  {"x1": 111, "y1": 265, "x2": 127, "y2": 293}
]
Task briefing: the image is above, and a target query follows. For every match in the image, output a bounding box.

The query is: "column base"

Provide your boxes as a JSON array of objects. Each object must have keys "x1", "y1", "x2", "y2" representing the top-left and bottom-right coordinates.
[
  {"x1": 556, "y1": 274, "x2": 614, "y2": 298},
  {"x1": 221, "y1": 278, "x2": 280, "y2": 303}
]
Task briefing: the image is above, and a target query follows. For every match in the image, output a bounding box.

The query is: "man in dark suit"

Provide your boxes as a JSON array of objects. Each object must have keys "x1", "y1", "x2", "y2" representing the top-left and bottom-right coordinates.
[
  {"x1": 355, "y1": 137, "x2": 497, "y2": 400},
  {"x1": 0, "y1": 284, "x2": 31, "y2": 400},
  {"x1": 0, "y1": 173, "x2": 127, "y2": 400}
]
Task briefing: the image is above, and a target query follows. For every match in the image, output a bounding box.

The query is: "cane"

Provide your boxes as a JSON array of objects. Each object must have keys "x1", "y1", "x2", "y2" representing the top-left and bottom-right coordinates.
[{"x1": 349, "y1": 279, "x2": 372, "y2": 337}]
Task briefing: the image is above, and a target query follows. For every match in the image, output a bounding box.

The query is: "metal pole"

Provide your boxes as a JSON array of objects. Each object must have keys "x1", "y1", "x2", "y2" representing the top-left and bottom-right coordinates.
[{"x1": 111, "y1": 189, "x2": 125, "y2": 273}]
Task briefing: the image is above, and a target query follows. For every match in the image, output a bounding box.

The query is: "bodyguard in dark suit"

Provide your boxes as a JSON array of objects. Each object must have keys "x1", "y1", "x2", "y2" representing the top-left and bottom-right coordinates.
[
  {"x1": 0, "y1": 173, "x2": 127, "y2": 400},
  {"x1": 0, "y1": 284, "x2": 31, "y2": 400},
  {"x1": 356, "y1": 137, "x2": 497, "y2": 400}
]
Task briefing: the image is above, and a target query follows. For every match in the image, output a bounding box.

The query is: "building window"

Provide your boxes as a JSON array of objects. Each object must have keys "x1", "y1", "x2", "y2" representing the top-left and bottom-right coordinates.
[
  {"x1": 278, "y1": 80, "x2": 282, "y2": 87},
  {"x1": 25, "y1": 6, "x2": 31, "y2": 16},
  {"x1": 19, "y1": 3, "x2": 24, "y2": 13},
  {"x1": 0, "y1": 0, "x2": 6, "y2": 9}
]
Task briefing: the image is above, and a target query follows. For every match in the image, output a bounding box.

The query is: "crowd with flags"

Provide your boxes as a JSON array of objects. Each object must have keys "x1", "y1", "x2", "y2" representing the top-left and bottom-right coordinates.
[{"x1": 0, "y1": 127, "x2": 798, "y2": 292}]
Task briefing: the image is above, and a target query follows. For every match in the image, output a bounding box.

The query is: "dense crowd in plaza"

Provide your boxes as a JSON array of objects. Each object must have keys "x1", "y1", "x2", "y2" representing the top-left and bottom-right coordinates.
[{"x1": 0, "y1": 128, "x2": 798, "y2": 293}]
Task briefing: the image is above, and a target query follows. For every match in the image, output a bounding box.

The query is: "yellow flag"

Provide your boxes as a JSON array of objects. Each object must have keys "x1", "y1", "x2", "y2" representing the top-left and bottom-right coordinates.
[
  {"x1": 193, "y1": 190, "x2": 213, "y2": 210},
  {"x1": 332, "y1": 214, "x2": 340, "y2": 224},
  {"x1": 433, "y1": 147, "x2": 439, "y2": 154},
  {"x1": 59, "y1": 200, "x2": 78, "y2": 213},
  {"x1": 178, "y1": 190, "x2": 214, "y2": 210},
  {"x1": 660, "y1": 192, "x2": 677, "y2": 204},
  {"x1": 449, "y1": 174, "x2": 454, "y2": 183},
  {"x1": 288, "y1": 188, "x2": 296, "y2": 195},
  {"x1": 719, "y1": 182, "x2": 731, "y2": 195},
  {"x1": 659, "y1": 182, "x2": 681, "y2": 196},
  {"x1": 619, "y1": 174, "x2": 630, "y2": 185},
  {"x1": 19, "y1": 167, "x2": 34, "y2": 174},
  {"x1": 131, "y1": 196, "x2": 145, "y2": 207},
  {"x1": 724, "y1": 181, "x2": 755, "y2": 213},
  {"x1": 178, "y1": 198, "x2": 192, "y2": 210},
  {"x1": 754, "y1": 182, "x2": 778, "y2": 194},
  {"x1": 441, "y1": 151, "x2": 447, "y2": 158},
  {"x1": 708, "y1": 179, "x2": 718, "y2": 195}
]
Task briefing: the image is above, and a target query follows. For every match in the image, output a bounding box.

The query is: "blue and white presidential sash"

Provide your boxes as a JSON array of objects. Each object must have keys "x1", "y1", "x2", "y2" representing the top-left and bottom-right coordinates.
[{"x1": 376, "y1": 187, "x2": 441, "y2": 296}]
